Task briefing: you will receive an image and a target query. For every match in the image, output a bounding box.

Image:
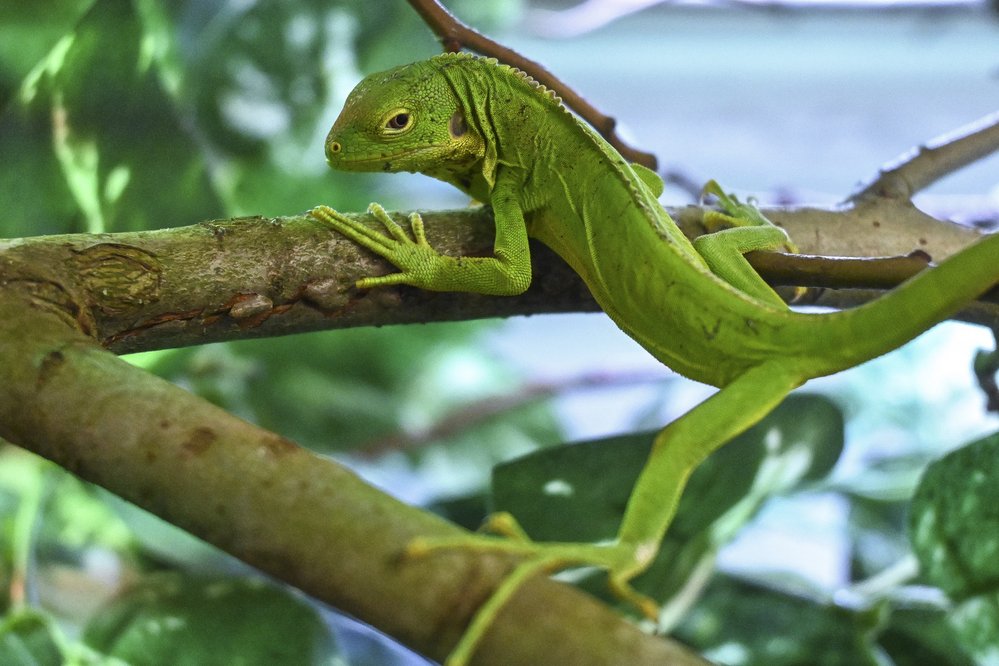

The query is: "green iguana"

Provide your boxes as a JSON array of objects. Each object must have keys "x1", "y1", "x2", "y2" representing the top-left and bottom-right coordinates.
[{"x1": 310, "y1": 53, "x2": 999, "y2": 665}]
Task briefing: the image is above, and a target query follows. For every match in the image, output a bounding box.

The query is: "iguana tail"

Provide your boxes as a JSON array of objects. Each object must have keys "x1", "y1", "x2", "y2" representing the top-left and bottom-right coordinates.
[{"x1": 811, "y1": 232, "x2": 999, "y2": 375}]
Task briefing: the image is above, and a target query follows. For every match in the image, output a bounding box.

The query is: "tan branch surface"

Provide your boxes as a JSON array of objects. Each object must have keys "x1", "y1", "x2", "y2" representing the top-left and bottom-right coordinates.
[
  {"x1": 850, "y1": 111, "x2": 999, "y2": 202},
  {"x1": 0, "y1": 209, "x2": 600, "y2": 355},
  {"x1": 0, "y1": 289, "x2": 707, "y2": 666}
]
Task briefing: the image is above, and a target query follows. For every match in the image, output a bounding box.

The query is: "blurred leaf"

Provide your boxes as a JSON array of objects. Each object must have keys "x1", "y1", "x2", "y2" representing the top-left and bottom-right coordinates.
[
  {"x1": 83, "y1": 573, "x2": 337, "y2": 665},
  {"x1": 947, "y1": 594, "x2": 999, "y2": 665},
  {"x1": 0, "y1": 448, "x2": 133, "y2": 552},
  {"x1": 878, "y1": 605, "x2": 975, "y2": 666},
  {"x1": 159, "y1": 0, "x2": 429, "y2": 217},
  {"x1": 675, "y1": 575, "x2": 885, "y2": 666},
  {"x1": 427, "y1": 493, "x2": 490, "y2": 532},
  {"x1": 150, "y1": 324, "x2": 490, "y2": 451},
  {"x1": 0, "y1": 610, "x2": 64, "y2": 666},
  {"x1": 0, "y1": 0, "x2": 437, "y2": 239},
  {"x1": 0, "y1": 447, "x2": 47, "y2": 508},
  {"x1": 491, "y1": 393, "x2": 844, "y2": 612},
  {"x1": 492, "y1": 430, "x2": 646, "y2": 542},
  {"x1": 449, "y1": 0, "x2": 526, "y2": 29},
  {"x1": 836, "y1": 452, "x2": 936, "y2": 504},
  {"x1": 174, "y1": 0, "x2": 333, "y2": 158},
  {"x1": 0, "y1": 0, "x2": 524, "y2": 236},
  {"x1": 0, "y1": 448, "x2": 137, "y2": 617},
  {"x1": 0, "y1": 0, "x2": 222, "y2": 237},
  {"x1": 0, "y1": 2, "x2": 95, "y2": 112},
  {"x1": 909, "y1": 430, "x2": 999, "y2": 663},
  {"x1": 909, "y1": 431, "x2": 999, "y2": 598}
]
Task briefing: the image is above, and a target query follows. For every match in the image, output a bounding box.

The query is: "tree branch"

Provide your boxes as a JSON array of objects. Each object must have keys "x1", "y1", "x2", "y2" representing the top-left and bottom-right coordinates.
[
  {"x1": 0, "y1": 201, "x2": 994, "y2": 361},
  {"x1": 0, "y1": 209, "x2": 599, "y2": 355},
  {"x1": 849, "y1": 110, "x2": 999, "y2": 203},
  {"x1": 0, "y1": 288, "x2": 707, "y2": 666}
]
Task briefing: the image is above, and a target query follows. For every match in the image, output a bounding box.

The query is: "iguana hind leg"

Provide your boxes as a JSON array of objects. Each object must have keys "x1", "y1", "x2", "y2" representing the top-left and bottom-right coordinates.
[
  {"x1": 411, "y1": 361, "x2": 804, "y2": 665},
  {"x1": 695, "y1": 180, "x2": 800, "y2": 307}
]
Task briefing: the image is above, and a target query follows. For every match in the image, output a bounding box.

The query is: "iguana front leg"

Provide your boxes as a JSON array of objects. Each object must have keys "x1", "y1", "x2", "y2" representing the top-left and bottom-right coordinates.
[{"x1": 309, "y1": 179, "x2": 532, "y2": 296}]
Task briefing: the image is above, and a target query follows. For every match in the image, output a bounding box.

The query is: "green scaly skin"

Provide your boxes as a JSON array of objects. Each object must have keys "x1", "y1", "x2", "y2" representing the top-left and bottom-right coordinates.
[{"x1": 310, "y1": 53, "x2": 999, "y2": 665}]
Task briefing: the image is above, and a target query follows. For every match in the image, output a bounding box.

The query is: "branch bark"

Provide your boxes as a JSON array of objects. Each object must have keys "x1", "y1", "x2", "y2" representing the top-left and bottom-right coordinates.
[
  {"x1": 0, "y1": 209, "x2": 600, "y2": 355},
  {"x1": 0, "y1": 200, "x2": 992, "y2": 358},
  {"x1": 0, "y1": 287, "x2": 706, "y2": 666}
]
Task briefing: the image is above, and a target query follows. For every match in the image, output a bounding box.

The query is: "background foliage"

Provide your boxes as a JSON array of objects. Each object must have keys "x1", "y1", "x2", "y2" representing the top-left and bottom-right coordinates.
[{"x1": 0, "y1": 0, "x2": 997, "y2": 664}]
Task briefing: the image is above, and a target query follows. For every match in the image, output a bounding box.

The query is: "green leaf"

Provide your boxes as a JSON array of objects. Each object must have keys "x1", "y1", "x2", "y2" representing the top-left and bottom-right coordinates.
[
  {"x1": 0, "y1": 611, "x2": 64, "y2": 666},
  {"x1": 0, "y1": 0, "x2": 222, "y2": 237},
  {"x1": 162, "y1": 0, "x2": 412, "y2": 217},
  {"x1": 909, "y1": 430, "x2": 999, "y2": 662},
  {"x1": 878, "y1": 605, "x2": 976, "y2": 666},
  {"x1": 947, "y1": 594, "x2": 999, "y2": 665},
  {"x1": 492, "y1": 429, "x2": 647, "y2": 543},
  {"x1": 491, "y1": 393, "x2": 844, "y2": 611},
  {"x1": 675, "y1": 575, "x2": 885, "y2": 666},
  {"x1": 0, "y1": 2, "x2": 96, "y2": 112},
  {"x1": 844, "y1": 496, "x2": 913, "y2": 588},
  {"x1": 909, "y1": 431, "x2": 999, "y2": 598},
  {"x1": 83, "y1": 573, "x2": 338, "y2": 666}
]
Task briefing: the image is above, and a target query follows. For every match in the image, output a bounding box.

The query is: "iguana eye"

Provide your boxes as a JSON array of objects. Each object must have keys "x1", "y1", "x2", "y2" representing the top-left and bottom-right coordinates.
[{"x1": 385, "y1": 112, "x2": 411, "y2": 131}]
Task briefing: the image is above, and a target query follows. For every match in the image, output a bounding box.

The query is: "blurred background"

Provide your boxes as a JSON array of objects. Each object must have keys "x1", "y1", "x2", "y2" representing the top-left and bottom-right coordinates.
[{"x1": 0, "y1": 1, "x2": 998, "y2": 663}]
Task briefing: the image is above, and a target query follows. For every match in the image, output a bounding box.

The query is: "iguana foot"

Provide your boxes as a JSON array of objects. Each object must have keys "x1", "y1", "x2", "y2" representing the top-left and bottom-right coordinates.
[
  {"x1": 309, "y1": 203, "x2": 440, "y2": 289},
  {"x1": 699, "y1": 180, "x2": 807, "y2": 303},
  {"x1": 406, "y1": 511, "x2": 660, "y2": 666},
  {"x1": 700, "y1": 180, "x2": 799, "y2": 254}
]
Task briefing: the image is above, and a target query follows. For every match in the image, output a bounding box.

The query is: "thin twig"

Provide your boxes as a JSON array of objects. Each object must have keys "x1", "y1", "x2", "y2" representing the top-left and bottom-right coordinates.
[
  {"x1": 404, "y1": 0, "x2": 659, "y2": 168},
  {"x1": 662, "y1": 168, "x2": 706, "y2": 201},
  {"x1": 746, "y1": 250, "x2": 932, "y2": 291},
  {"x1": 358, "y1": 369, "x2": 671, "y2": 458},
  {"x1": 850, "y1": 111, "x2": 999, "y2": 203},
  {"x1": 749, "y1": 250, "x2": 999, "y2": 306}
]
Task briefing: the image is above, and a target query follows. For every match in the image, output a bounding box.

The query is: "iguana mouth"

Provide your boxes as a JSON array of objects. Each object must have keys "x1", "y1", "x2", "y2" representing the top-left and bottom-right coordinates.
[
  {"x1": 326, "y1": 153, "x2": 398, "y2": 168},
  {"x1": 326, "y1": 144, "x2": 437, "y2": 171}
]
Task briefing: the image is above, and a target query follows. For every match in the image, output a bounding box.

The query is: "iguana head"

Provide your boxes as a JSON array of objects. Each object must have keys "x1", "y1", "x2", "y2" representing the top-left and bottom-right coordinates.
[{"x1": 324, "y1": 56, "x2": 490, "y2": 196}]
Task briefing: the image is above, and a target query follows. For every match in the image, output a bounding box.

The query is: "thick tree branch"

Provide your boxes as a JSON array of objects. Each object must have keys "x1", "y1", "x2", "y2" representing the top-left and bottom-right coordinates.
[
  {"x1": 0, "y1": 209, "x2": 599, "y2": 355},
  {"x1": 0, "y1": 288, "x2": 706, "y2": 666},
  {"x1": 0, "y1": 201, "x2": 994, "y2": 361}
]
